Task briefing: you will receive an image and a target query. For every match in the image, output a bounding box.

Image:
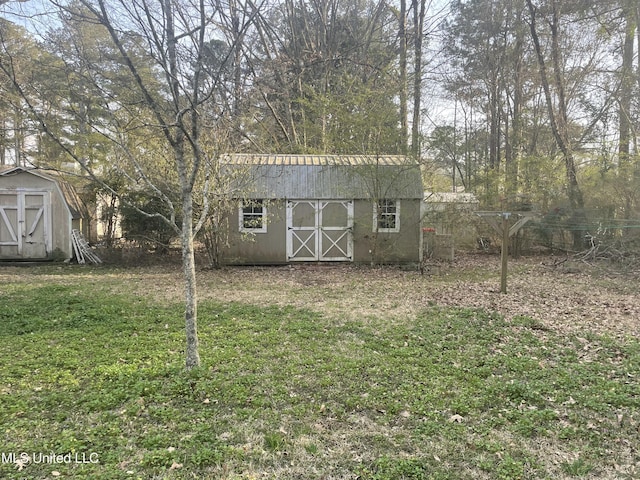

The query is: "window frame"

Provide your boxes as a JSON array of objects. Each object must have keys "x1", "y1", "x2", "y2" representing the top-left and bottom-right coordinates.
[
  {"x1": 373, "y1": 199, "x2": 400, "y2": 233},
  {"x1": 239, "y1": 199, "x2": 267, "y2": 233}
]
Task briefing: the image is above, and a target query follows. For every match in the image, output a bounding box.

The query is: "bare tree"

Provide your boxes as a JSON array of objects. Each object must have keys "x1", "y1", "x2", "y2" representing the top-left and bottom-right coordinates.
[
  {"x1": 525, "y1": 0, "x2": 584, "y2": 211},
  {"x1": 0, "y1": 0, "x2": 257, "y2": 369},
  {"x1": 525, "y1": 0, "x2": 593, "y2": 250},
  {"x1": 399, "y1": 0, "x2": 408, "y2": 154}
]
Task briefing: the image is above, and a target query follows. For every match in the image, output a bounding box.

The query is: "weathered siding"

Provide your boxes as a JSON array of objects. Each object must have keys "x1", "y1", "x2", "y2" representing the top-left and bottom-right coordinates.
[
  {"x1": 351, "y1": 199, "x2": 421, "y2": 263},
  {"x1": 224, "y1": 200, "x2": 287, "y2": 264},
  {"x1": 223, "y1": 198, "x2": 422, "y2": 264}
]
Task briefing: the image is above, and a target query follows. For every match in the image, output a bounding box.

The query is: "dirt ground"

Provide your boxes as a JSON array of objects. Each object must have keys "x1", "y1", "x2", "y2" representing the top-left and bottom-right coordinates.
[
  {"x1": 5, "y1": 252, "x2": 634, "y2": 342},
  {"x1": 190, "y1": 254, "x2": 639, "y2": 341}
]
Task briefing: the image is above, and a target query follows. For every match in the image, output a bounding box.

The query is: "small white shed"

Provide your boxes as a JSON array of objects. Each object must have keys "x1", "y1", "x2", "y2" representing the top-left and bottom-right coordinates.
[{"x1": 0, "y1": 166, "x2": 89, "y2": 261}]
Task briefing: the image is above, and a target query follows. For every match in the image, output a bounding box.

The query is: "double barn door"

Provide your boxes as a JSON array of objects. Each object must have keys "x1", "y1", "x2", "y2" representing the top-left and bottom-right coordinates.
[
  {"x1": 287, "y1": 200, "x2": 353, "y2": 262},
  {"x1": 0, "y1": 191, "x2": 50, "y2": 259}
]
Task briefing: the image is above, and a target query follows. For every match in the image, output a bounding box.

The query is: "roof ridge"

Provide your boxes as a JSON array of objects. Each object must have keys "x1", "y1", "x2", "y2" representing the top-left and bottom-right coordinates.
[{"x1": 222, "y1": 153, "x2": 411, "y2": 166}]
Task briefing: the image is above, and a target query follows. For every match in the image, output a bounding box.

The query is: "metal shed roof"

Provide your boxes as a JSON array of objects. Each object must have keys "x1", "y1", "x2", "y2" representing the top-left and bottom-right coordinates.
[
  {"x1": 221, "y1": 154, "x2": 423, "y2": 199},
  {"x1": 223, "y1": 154, "x2": 411, "y2": 166}
]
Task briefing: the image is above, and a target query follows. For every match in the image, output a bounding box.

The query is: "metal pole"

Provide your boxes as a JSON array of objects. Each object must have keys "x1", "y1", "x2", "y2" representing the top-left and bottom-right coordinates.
[{"x1": 500, "y1": 212, "x2": 510, "y2": 294}]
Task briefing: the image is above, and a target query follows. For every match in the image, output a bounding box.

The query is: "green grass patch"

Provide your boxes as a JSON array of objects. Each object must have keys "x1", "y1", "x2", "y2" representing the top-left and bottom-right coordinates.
[{"x1": 0, "y1": 280, "x2": 638, "y2": 479}]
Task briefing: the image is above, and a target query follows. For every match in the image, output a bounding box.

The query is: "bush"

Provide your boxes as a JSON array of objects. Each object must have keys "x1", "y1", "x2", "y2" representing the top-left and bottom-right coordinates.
[{"x1": 119, "y1": 192, "x2": 180, "y2": 252}]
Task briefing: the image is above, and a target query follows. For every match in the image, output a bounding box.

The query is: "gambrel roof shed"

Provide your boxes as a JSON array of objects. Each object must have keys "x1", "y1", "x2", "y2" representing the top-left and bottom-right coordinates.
[
  {"x1": 0, "y1": 166, "x2": 89, "y2": 261},
  {"x1": 219, "y1": 154, "x2": 424, "y2": 264}
]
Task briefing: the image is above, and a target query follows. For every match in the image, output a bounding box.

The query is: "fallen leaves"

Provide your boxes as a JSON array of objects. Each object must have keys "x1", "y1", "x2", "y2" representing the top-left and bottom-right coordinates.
[
  {"x1": 1, "y1": 253, "x2": 637, "y2": 343},
  {"x1": 415, "y1": 256, "x2": 640, "y2": 341},
  {"x1": 14, "y1": 458, "x2": 28, "y2": 471}
]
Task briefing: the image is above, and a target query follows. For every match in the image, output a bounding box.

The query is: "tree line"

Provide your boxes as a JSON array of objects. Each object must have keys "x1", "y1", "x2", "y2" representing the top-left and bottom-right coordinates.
[
  {"x1": 1, "y1": 0, "x2": 638, "y2": 218},
  {"x1": 433, "y1": 0, "x2": 639, "y2": 241}
]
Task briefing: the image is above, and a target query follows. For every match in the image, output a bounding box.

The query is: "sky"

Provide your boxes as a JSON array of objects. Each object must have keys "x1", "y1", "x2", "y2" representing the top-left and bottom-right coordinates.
[{"x1": 1, "y1": 0, "x2": 62, "y2": 37}]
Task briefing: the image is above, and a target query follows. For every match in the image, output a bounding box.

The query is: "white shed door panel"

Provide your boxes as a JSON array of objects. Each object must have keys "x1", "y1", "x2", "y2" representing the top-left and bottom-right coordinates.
[
  {"x1": 287, "y1": 200, "x2": 353, "y2": 262},
  {"x1": 0, "y1": 191, "x2": 50, "y2": 259},
  {"x1": 0, "y1": 193, "x2": 19, "y2": 257},
  {"x1": 22, "y1": 193, "x2": 48, "y2": 258}
]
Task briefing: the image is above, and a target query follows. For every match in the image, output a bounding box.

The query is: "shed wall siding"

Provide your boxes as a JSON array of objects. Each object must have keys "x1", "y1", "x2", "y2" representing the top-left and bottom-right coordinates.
[
  {"x1": 225, "y1": 200, "x2": 288, "y2": 264},
  {"x1": 50, "y1": 184, "x2": 72, "y2": 258},
  {"x1": 223, "y1": 199, "x2": 421, "y2": 264},
  {"x1": 351, "y1": 199, "x2": 421, "y2": 263}
]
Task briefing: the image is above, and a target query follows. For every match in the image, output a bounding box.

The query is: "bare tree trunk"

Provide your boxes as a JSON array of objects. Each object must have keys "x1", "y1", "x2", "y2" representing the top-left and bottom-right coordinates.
[
  {"x1": 505, "y1": 4, "x2": 526, "y2": 198},
  {"x1": 13, "y1": 104, "x2": 24, "y2": 166},
  {"x1": 488, "y1": 81, "x2": 500, "y2": 171},
  {"x1": 637, "y1": 4, "x2": 640, "y2": 93},
  {"x1": 619, "y1": 2, "x2": 634, "y2": 168},
  {"x1": 619, "y1": 1, "x2": 636, "y2": 222},
  {"x1": 637, "y1": 4, "x2": 640, "y2": 157},
  {"x1": 181, "y1": 189, "x2": 201, "y2": 369},
  {"x1": 399, "y1": 0, "x2": 408, "y2": 154},
  {"x1": 0, "y1": 120, "x2": 5, "y2": 165},
  {"x1": 411, "y1": 0, "x2": 426, "y2": 158},
  {"x1": 171, "y1": 0, "x2": 203, "y2": 370},
  {"x1": 104, "y1": 192, "x2": 118, "y2": 247},
  {"x1": 231, "y1": 0, "x2": 243, "y2": 119}
]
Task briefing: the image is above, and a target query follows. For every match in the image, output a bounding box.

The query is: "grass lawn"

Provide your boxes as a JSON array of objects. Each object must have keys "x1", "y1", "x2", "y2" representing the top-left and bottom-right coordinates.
[{"x1": 0, "y1": 261, "x2": 639, "y2": 479}]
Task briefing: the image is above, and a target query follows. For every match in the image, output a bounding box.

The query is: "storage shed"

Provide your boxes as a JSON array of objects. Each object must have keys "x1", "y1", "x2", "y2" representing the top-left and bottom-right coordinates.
[
  {"x1": 220, "y1": 154, "x2": 423, "y2": 264},
  {"x1": 0, "y1": 166, "x2": 89, "y2": 261}
]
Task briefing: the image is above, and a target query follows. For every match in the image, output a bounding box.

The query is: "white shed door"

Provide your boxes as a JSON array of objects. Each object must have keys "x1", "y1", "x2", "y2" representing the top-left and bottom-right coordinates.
[
  {"x1": 287, "y1": 200, "x2": 353, "y2": 261},
  {"x1": 0, "y1": 191, "x2": 50, "y2": 259}
]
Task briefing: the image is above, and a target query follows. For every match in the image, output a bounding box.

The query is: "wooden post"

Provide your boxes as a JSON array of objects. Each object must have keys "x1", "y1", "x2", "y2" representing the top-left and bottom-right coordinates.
[
  {"x1": 476, "y1": 211, "x2": 537, "y2": 295},
  {"x1": 500, "y1": 212, "x2": 510, "y2": 294}
]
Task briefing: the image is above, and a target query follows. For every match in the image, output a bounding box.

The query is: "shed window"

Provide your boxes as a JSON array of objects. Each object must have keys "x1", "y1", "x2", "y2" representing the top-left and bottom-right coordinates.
[
  {"x1": 374, "y1": 199, "x2": 400, "y2": 232},
  {"x1": 239, "y1": 200, "x2": 267, "y2": 233}
]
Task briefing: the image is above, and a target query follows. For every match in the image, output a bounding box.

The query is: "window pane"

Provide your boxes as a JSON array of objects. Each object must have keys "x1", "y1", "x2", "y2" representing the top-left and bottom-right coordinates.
[
  {"x1": 379, "y1": 214, "x2": 396, "y2": 229},
  {"x1": 243, "y1": 200, "x2": 263, "y2": 215},
  {"x1": 376, "y1": 199, "x2": 398, "y2": 230},
  {"x1": 241, "y1": 199, "x2": 265, "y2": 231},
  {"x1": 381, "y1": 200, "x2": 396, "y2": 214},
  {"x1": 243, "y1": 214, "x2": 263, "y2": 229}
]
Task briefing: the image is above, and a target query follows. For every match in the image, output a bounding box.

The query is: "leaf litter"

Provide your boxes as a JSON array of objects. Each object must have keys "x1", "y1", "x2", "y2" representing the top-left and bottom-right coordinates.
[
  {"x1": 186, "y1": 254, "x2": 639, "y2": 342},
  {"x1": 2, "y1": 253, "x2": 636, "y2": 340}
]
